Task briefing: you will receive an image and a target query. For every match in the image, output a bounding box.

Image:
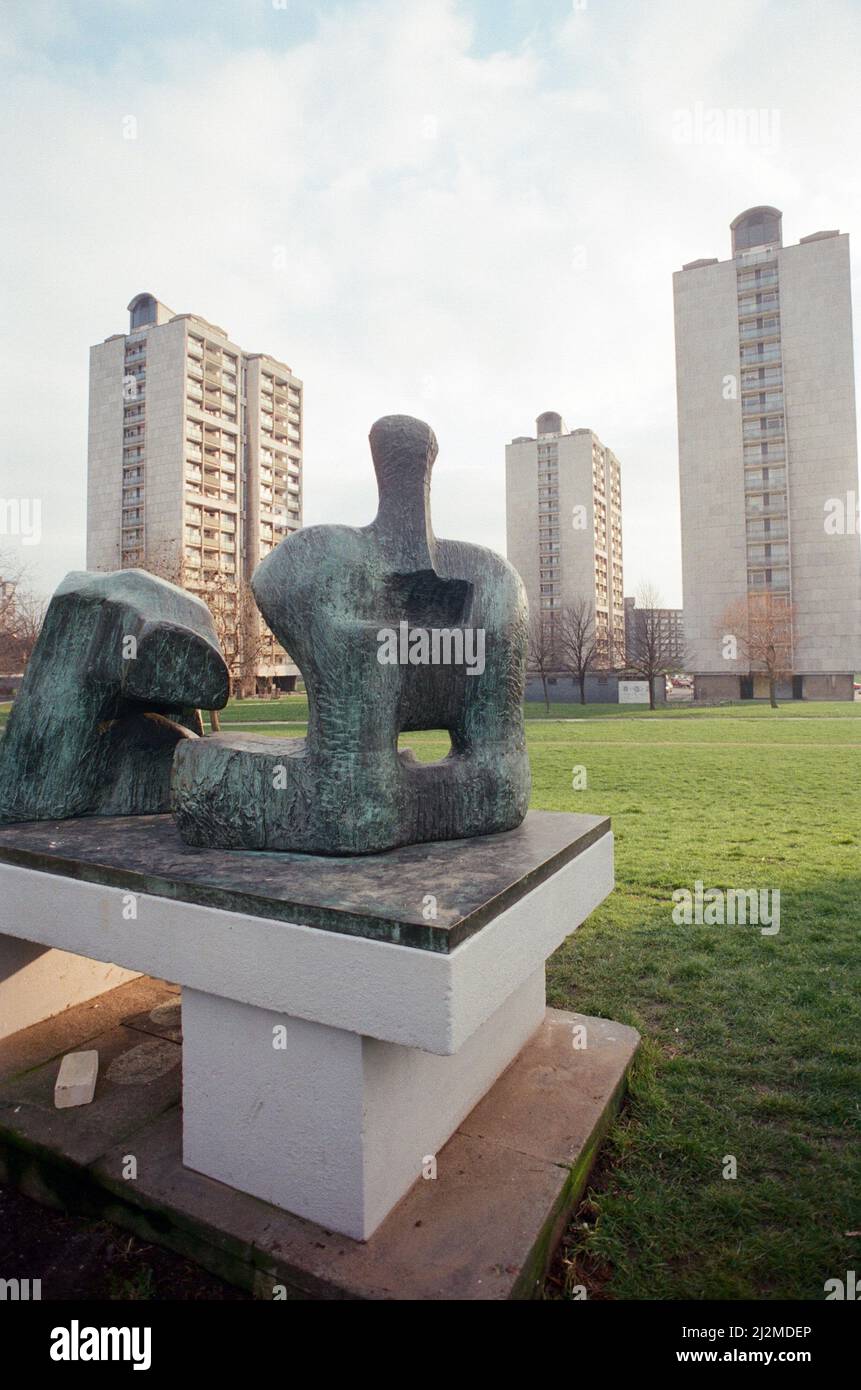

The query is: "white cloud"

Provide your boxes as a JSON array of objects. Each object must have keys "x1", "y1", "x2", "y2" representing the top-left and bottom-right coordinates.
[{"x1": 1, "y1": 0, "x2": 860, "y2": 611}]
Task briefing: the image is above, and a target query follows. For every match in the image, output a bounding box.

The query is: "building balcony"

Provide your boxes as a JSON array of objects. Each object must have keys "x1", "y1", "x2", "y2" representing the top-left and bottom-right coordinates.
[
  {"x1": 738, "y1": 291, "x2": 779, "y2": 312},
  {"x1": 747, "y1": 523, "x2": 788, "y2": 541},
  {"x1": 741, "y1": 364, "x2": 782, "y2": 383},
  {"x1": 737, "y1": 267, "x2": 778, "y2": 288},
  {"x1": 740, "y1": 345, "x2": 781, "y2": 364},
  {"x1": 744, "y1": 445, "x2": 785, "y2": 464},
  {"x1": 739, "y1": 320, "x2": 780, "y2": 341},
  {"x1": 742, "y1": 393, "x2": 784, "y2": 414},
  {"x1": 745, "y1": 502, "x2": 788, "y2": 519},
  {"x1": 743, "y1": 423, "x2": 784, "y2": 440}
]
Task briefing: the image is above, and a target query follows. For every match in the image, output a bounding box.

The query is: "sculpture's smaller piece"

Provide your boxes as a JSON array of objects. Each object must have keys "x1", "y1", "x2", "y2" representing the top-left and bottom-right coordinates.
[
  {"x1": 172, "y1": 414, "x2": 531, "y2": 854},
  {"x1": 0, "y1": 569, "x2": 228, "y2": 823}
]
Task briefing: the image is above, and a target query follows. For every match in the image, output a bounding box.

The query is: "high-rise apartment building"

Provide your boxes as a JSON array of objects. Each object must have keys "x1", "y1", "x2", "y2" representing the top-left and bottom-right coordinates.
[
  {"x1": 505, "y1": 413, "x2": 625, "y2": 663},
  {"x1": 87, "y1": 293, "x2": 303, "y2": 692},
  {"x1": 674, "y1": 207, "x2": 861, "y2": 699}
]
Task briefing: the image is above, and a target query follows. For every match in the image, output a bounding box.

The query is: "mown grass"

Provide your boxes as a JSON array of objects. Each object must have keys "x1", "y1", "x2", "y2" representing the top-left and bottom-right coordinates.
[
  {"x1": 390, "y1": 707, "x2": 860, "y2": 1300},
  {"x1": 2, "y1": 693, "x2": 858, "y2": 1298},
  {"x1": 199, "y1": 693, "x2": 861, "y2": 729},
  {"x1": 207, "y1": 698, "x2": 860, "y2": 1299}
]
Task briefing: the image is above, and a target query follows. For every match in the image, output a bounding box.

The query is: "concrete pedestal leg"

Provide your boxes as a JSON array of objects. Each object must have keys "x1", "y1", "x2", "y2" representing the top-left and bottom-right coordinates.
[{"x1": 182, "y1": 967, "x2": 546, "y2": 1240}]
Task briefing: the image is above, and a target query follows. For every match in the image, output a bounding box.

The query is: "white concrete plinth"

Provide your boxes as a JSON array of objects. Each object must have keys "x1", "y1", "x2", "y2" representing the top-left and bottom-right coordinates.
[
  {"x1": 0, "y1": 833, "x2": 612, "y2": 1053},
  {"x1": 0, "y1": 821, "x2": 614, "y2": 1240},
  {"x1": 183, "y1": 967, "x2": 545, "y2": 1240}
]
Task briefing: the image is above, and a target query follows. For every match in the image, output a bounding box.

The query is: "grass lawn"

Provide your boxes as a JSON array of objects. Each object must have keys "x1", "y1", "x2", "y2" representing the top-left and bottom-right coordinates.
[
  {"x1": 1, "y1": 693, "x2": 858, "y2": 1299},
  {"x1": 213, "y1": 696, "x2": 861, "y2": 1300}
]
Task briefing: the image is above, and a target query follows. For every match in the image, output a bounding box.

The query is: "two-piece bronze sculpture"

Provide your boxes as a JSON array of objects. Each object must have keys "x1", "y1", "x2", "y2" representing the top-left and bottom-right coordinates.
[{"x1": 0, "y1": 416, "x2": 530, "y2": 854}]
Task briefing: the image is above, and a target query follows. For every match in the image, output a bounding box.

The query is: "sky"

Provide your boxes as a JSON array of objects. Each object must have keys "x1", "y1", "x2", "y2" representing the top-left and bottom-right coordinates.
[{"x1": 2, "y1": 0, "x2": 860, "y2": 606}]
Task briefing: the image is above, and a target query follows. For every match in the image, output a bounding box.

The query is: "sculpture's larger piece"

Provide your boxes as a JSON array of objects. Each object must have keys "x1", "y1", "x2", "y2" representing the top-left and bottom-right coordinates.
[
  {"x1": 0, "y1": 569, "x2": 229, "y2": 823},
  {"x1": 172, "y1": 415, "x2": 531, "y2": 853}
]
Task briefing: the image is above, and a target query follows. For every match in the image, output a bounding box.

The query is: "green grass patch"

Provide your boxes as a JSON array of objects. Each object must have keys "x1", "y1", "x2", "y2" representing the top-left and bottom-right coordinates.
[
  {"x1": 2, "y1": 694, "x2": 858, "y2": 1298},
  {"x1": 380, "y1": 709, "x2": 861, "y2": 1300}
]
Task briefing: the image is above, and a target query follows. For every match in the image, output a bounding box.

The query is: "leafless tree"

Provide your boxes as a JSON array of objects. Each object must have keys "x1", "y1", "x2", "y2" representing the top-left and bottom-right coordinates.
[
  {"x1": 133, "y1": 546, "x2": 272, "y2": 717},
  {"x1": 626, "y1": 582, "x2": 689, "y2": 710},
  {"x1": 527, "y1": 612, "x2": 561, "y2": 713},
  {"x1": 558, "y1": 598, "x2": 599, "y2": 705},
  {"x1": 201, "y1": 568, "x2": 272, "y2": 700},
  {"x1": 0, "y1": 554, "x2": 46, "y2": 676},
  {"x1": 720, "y1": 591, "x2": 796, "y2": 709}
]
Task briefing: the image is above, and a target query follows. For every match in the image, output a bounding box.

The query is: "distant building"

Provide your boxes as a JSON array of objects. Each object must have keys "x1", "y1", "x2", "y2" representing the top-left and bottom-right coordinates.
[
  {"x1": 624, "y1": 597, "x2": 686, "y2": 667},
  {"x1": 674, "y1": 208, "x2": 861, "y2": 700},
  {"x1": 505, "y1": 412, "x2": 625, "y2": 663},
  {"x1": 87, "y1": 293, "x2": 304, "y2": 692}
]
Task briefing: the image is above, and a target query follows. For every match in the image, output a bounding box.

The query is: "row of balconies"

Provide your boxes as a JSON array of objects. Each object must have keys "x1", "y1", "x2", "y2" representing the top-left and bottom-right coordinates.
[
  {"x1": 743, "y1": 418, "x2": 784, "y2": 439},
  {"x1": 739, "y1": 319, "x2": 780, "y2": 343},
  {"x1": 738, "y1": 289, "x2": 779, "y2": 314},
  {"x1": 746, "y1": 521, "x2": 788, "y2": 540},
  {"x1": 737, "y1": 267, "x2": 778, "y2": 292},
  {"x1": 747, "y1": 542, "x2": 789, "y2": 564},
  {"x1": 747, "y1": 568, "x2": 790, "y2": 589},
  {"x1": 745, "y1": 498, "x2": 787, "y2": 518},
  {"x1": 741, "y1": 370, "x2": 782, "y2": 392},
  {"x1": 740, "y1": 344, "x2": 781, "y2": 364},
  {"x1": 742, "y1": 392, "x2": 784, "y2": 415}
]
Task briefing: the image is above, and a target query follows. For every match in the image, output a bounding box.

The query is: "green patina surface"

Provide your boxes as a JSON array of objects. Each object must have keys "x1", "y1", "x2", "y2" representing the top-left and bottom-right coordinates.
[
  {"x1": 0, "y1": 569, "x2": 228, "y2": 823},
  {"x1": 173, "y1": 416, "x2": 532, "y2": 853}
]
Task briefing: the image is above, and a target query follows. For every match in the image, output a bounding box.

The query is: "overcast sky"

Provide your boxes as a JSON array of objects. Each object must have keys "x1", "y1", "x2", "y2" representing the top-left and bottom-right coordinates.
[{"x1": 2, "y1": 0, "x2": 860, "y2": 606}]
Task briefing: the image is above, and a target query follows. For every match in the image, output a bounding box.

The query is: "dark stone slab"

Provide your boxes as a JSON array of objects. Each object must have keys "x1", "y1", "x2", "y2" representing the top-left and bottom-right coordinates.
[
  {"x1": 0, "y1": 809, "x2": 610, "y2": 954},
  {"x1": 0, "y1": 975, "x2": 639, "y2": 1300},
  {"x1": 121, "y1": 999, "x2": 182, "y2": 1044}
]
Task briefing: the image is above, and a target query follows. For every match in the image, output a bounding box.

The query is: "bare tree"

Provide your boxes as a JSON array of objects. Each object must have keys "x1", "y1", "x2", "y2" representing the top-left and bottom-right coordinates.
[
  {"x1": 201, "y1": 569, "x2": 272, "y2": 700},
  {"x1": 558, "y1": 599, "x2": 599, "y2": 705},
  {"x1": 0, "y1": 554, "x2": 46, "y2": 676},
  {"x1": 720, "y1": 591, "x2": 795, "y2": 709},
  {"x1": 528, "y1": 612, "x2": 561, "y2": 713},
  {"x1": 131, "y1": 546, "x2": 271, "y2": 719},
  {"x1": 626, "y1": 582, "x2": 689, "y2": 711},
  {"x1": 9, "y1": 589, "x2": 47, "y2": 670}
]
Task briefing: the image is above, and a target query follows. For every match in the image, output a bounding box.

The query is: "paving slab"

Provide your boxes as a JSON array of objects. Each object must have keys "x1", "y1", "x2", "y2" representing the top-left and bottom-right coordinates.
[
  {"x1": 0, "y1": 977, "x2": 638, "y2": 1300},
  {"x1": 0, "y1": 1018, "x2": 180, "y2": 1167},
  {"x1": 121, "y1": 999, "x2": 182, "y2": 1043},
  {"x1": 0, "y1": 975, "x2": 178, "y2": 1082}
]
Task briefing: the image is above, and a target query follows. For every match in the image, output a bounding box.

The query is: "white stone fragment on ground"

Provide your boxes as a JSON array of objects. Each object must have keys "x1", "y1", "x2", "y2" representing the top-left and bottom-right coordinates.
[{"x1": 54, "y1": 1050, "x2": 99, "y2": 1108}]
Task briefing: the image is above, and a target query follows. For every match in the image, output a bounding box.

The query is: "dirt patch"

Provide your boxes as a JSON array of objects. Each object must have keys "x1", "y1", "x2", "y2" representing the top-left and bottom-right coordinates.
[{"x1": 0, "y1": 1183, "x2": 250, "y2": 1300}]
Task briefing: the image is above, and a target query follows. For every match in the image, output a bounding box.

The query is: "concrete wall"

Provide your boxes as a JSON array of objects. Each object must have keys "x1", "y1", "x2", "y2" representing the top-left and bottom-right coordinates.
[
  {"x1": 675, "y1": 230, "x2": 861, "y2": 681},
  {"x1": 524, "y1": 673, "x2": 666, "y2": 704},
  {"x1": 86, "y1": 337, "x2": 126, "y2": 571},
  {"x1": 674, "y1": 260, "x2": 749, "y2": 676},
  {"x1": 693, "y1": 673, "x2": 741, "y2": 702},
  {"x1": 144, "y1": 319, "x2": 186, "y2": 569},
  {"x1": 779, "y1": 234, "x2": 861, "y2": 674},
  {"x1": 802, "y1": 672, "x2": 854, "y2": 700}
]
